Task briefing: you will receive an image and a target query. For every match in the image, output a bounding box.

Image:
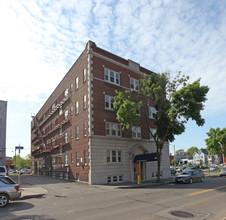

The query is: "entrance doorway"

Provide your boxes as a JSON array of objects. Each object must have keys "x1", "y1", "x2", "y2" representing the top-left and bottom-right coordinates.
[{"x1": 133, "y1": 162, "x2": 145, "y2": 181}]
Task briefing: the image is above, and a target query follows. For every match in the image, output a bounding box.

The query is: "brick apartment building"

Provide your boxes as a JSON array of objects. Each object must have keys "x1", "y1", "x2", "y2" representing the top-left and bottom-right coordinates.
[{"x1": 31, "y1": 41, "x2": 170, "y2": 185}]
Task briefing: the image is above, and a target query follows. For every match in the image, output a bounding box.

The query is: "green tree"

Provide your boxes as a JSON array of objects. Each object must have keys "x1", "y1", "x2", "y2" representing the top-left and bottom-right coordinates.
[
  {"x1": 205, "y1": 128, "x2": 226, "y2": 157},
  {"x1": 186, "y1": 146, "x2": 198, "y2": 158},
  {"x1": 114, "y1": 72, "x2": 209, "y2": 182},
  {"x1": 175, "y1": 149, "x2": 186, "y2": 156},
  {"x1": 12, "y1": 154, "x2": 31, "y2": 169}
]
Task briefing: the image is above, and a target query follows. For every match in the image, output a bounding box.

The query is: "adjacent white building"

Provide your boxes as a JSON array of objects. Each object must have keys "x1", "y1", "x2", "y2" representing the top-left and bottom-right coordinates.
[{"x1": 193, "y1": 148, "x2": 208, "y2": 164}]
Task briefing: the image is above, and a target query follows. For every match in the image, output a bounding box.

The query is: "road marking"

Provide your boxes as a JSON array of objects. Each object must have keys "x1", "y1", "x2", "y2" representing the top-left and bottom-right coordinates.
[{"x1": 189, "y1": 185, "x2": 226, "y2": 196}]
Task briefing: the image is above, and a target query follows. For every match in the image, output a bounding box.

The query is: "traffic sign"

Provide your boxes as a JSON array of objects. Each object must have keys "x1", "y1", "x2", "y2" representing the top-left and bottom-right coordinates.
[{"x1": 15, "y1": 146, "x2": 24, "y2": 150}]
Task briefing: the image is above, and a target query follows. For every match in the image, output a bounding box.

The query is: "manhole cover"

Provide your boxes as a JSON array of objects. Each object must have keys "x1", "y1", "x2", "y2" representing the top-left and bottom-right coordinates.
[{"x1": 170, "y1": 210, "x2": 195, "y2": 218}]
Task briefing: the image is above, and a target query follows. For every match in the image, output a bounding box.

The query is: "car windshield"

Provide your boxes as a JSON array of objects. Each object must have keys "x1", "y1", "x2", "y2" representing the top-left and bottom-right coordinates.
[
  {"x1": 181, "y1": 171, "x2": 192, "y2": 175},
  {"x1": 0, "y1": 167, "x2": 6, "y2": 172},
  {"x1": 0, "y1": 176, "x2": 16, "y2": 184}
]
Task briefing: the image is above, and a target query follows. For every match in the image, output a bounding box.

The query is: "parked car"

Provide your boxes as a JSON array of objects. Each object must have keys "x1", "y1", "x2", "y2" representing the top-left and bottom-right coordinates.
[
  {"x1": 219, "y1": 168, "x2": 226, "y2": 177},
  {"x1": 20, "y1": 168, "x2": 31, "y2": 174},
  {"x1": 175, "y1": 170, "x2": 204, "y2": 184},
  {"x1": 209, "y1": 164, "x2": 219, "y2": 171},
  {"x1": 170, "y1": 168, "x2": 176, "y2": 175},
  {"x1": 0, "y1": 176, "x2": 21, "y2": 207},
  {"x1": 0, "y1": 166, "x2": 8, "y2": 176}
]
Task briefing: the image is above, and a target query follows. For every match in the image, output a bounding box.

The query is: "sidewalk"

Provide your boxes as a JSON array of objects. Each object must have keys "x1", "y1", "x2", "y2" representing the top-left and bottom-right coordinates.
[{"x1": 20, "y1": 187, "x2": 48, "y2": 199}]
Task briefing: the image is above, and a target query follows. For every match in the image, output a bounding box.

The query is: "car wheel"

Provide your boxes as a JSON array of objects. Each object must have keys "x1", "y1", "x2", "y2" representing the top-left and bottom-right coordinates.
[
  {"x1": 0, "y1": 193, "x2": 9, "y2": 207},
  {"x1": 189, "y1": 178, "x2": 193, "y2": 184}
]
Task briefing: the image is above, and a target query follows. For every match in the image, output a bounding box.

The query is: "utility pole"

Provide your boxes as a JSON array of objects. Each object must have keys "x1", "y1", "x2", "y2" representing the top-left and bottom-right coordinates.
[
  {"x1": 174, "y1": 145, "x2": 176, "y2": 168},
  {"x1": 15, "y1": 144, "x2": 24, "y2": 186}
]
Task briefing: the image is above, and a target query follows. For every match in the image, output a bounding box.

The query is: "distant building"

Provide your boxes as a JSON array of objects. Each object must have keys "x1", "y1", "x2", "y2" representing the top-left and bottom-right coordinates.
[
  {"x1": 0, "y1": 100, "x2": 7, "y2": 166},
  {"x1": 193, "y1": 148, "x2": 209, "y2": 164},
  {"x1": 30, "y1": 41, "x2": 170, "y2": 185}
]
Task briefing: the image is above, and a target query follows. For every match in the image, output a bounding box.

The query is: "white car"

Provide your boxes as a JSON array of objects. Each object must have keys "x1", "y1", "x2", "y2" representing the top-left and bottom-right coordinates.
[
  {"x1": 219, "y1": 168, "x2": 226, "y2": 177},
  {"x1": 0, "y1": 166, "x2": 8, "y2": 176}
]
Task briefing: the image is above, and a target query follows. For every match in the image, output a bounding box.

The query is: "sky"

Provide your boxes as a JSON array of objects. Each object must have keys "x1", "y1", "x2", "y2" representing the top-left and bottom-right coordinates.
[{"x1": 0, "y1": 0, "x2": 225, "y2": 158}]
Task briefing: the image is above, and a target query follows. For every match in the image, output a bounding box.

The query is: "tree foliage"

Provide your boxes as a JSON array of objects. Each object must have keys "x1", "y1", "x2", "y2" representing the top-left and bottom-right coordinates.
[
  {"x1": 175, "y1": 149, "x2": 186, "y2": 156},
  {"x1": 186, "y1": 146, "x2": 199, "y2": 158},
  {"x1": 114, "y1": 72, "x2": 209, "y2": 182},
  {"x1": 12, "y1": 154, "x2": 31, "y2": 169},
  {"x1": 205, "y1": 128, "x2": 226, "y2": 156}
]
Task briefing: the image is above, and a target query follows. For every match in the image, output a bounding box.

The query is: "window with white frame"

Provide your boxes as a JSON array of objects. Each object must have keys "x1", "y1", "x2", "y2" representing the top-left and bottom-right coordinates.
[
  {"x1": 75, "y1": 101, "x2": 79, "y2": 114},
  {"x1": 59, "y1": 126, "x2": 62, "y2": 136},
  {"x1": 70, "y1": 106, "x2": 73, "y2": 115},
  {"x1": 64, "y1": 132, "x2": 68, "y2": 143},
  {"x1": 65, "y1": 88, "x2": 69, "y2": 98},
  {"x1": 75, "y1": 126, "x2": 79, "y2": 140},
  {"x1": 106, "y1": 122, "x2": 121, "y2": 137},
  {"x1": 52, "y1": 157, "x2": 55, "y2": 167},
  {"x1": 150, "y1": 128, "x2": 157, "y2": 140},
  {"x1": 106, "y1": 150, "x2": 122, "y2": 163},
  {"x1": 64, "y1": 110, "x2": 69, "y2": 120},
  {"x1": 105, "y1": 95, "x2": 114, "y2": 110},
  {"x1": 64, "y1": 154, "x2": 69, "y2": 166},
  {"x1": 83, "y1": 122, "x2": 87, "y2": 137},
  {"x1": 130, "y1": 78, "x2": 139, "y2": 91},
  {"x1": 107, "y1": 175, "x2": 123, "y2": 183},
  {"x1": 84, "y1": 150, "x2": 87, "y2": 165},
  {"x1": 59, "y1": 106, "x2": 63, "y2": 115},
  {"x1": 83, "y1": 68, "x2": 86, "y2": 82},
  {"x1": 104, "y1": 68, "x2": 120, "y2": 85},
  {"x1": 83, "y1": 95, "x2": 87, "y2": 109},
  {"x1": 71, "y1": 153, "x2": 74, "y2": 164},
  {"x1": 70, "y1": 83, "x2": 73, "y2": 92},
  {"x1": 59, "y1": 147, "x2": 62, "y2": 155},
  {"x1": 149, "y1": 106, "x2": 156, "y2": 119},
  {"x1": 132, "y1": 126, "x2": 141, "y2": 139},
  {"x1": 75, "y1": 77, "x2": 79, "y2": 89},
  {"x1": 70, "y1": 128, "x2": 73, "y2": 139},
  {"x1": 76, "y1": 152, "x2": 79, "y2": 166}
]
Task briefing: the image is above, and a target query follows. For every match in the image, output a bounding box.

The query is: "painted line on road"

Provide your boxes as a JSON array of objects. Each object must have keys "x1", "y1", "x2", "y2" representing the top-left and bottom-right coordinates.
[{"x1": 188, "y1": 185, "x2": 226, "y2": 196}]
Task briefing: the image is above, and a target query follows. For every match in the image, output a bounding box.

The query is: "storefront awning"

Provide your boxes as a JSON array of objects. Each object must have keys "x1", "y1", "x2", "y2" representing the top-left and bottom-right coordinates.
[{"x1": 134, "y1": 153, "x2": 158, "y2": 162}]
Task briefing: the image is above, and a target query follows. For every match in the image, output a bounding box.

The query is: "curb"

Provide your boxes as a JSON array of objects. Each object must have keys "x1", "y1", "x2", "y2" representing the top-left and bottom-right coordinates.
[{"x1": 20, "y1": 187, "x2": 48, "y2": 200}]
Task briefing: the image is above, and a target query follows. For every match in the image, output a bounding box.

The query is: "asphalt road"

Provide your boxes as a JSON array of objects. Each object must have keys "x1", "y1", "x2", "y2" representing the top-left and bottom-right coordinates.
[{"x1": 1, "y1": 175, "x2": 226, "y2": 220}]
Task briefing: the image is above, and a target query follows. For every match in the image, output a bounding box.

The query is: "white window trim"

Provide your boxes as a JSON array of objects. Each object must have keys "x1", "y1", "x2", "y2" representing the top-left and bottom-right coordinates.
[
  {"x1": 105, "y1": 95, "x2": 114, "y2": 110},
  {"x1": 132, "y1": 126, "x2": 141, "y2": 139},
  {"x1": 83, "y1": 68, "x2": 86, "y2": 82},
  {"x1": 150, "y1": 128, "x2": 157, "y2": 140},
  {"x1": 104, "y1": 68, "x2": 120, "y2": 85},
  {"x1": 130, "y1": 77, "x2": 139, "y2": 91},
  {"x1": 75, "y1": 126, "x2": 79, "y2": 140},
  {"x1": 106, "y1": 149, "x2": 122, "y2": 163},
  {"x1": 149, "y1": 106, "x2": 156, "y2": 119},
  {"x1": 76, "y1": 101, "x2": 79, "y2": 114},
  {"x1": 64, "y1": 154, "x2": 69, "y2": 166},
  {"x1": 106, "y1": 122, "x2": 121, "y2": 137},
  {"x1": 75, "y1": 77, "x2": 79, "y2": 89},
  {"x1": 83, "y1": 95, "x2": 87, "y2": 109}
]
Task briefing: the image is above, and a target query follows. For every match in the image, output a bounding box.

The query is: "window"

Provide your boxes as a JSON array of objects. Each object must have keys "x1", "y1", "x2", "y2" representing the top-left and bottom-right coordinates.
[
  {"x1": 70, "y1": 128, "x2": 73, "y2": 139},
  {"x1": 75, "y1": 126, "x2": 79, "y2": 140},
  {"x1": 71, "y1": 153, "x2": 74, "y2": 164},
  {"x1": 83, "y1": 68, "x2": 86, "y2": 82},
  {"x1": 51, "y1": 138, "x2": 55, "y2": 146},
  {"x1": 64, "y1": 110, "x2": 69, "y2": 120},
  {"x1": 84, "y1": 150, "x2": 87, "y2": 165},
  {"x1": 105, "y1": 95, "x2": 114, "y2": 110},
  {"x1": 76, "y1": 152, "x2": 79, "y2": 166},
  {"x1": 59, "y1": 126, "x2": 62, "y2": 136},
  {"x1": 83, "y1": 95, "x2": 87, "y2": 109},
  {"x1": 106, "y1": 122, "x2": 121, "y2": 137},
  {"x1": 70, "y1": 106, "x2": 73, "y2": 115},
  {"x1": 59, "y1": 147, "x2": 62, "y2": 155},
  {"x1": 83, "y1": 122, "x2": 87, "y2": 137},
  {"x1": 52, "y1": 157, "x2": 55, "y2": 167},
  {"x1": 106, "y1": 150, "x2": 122, "y2": 163},
  {"x1": 64, "y1": 132, "x2": 68, "y2": 143},
  {"x1": 107, "y1": 175, "x2": 123, "y2": 183},
  {"x1": 104, "y1": 68, "x2": 120, "y2": 85},
  {"x1": 59, "y1": 106, "x2": 63, "y2": 115},
  {"x1": 150, "y1": 128, "x2": 157, "y2": 140},
  {"x1": 64, "y1": 154, "x2": 69, "y2": 166},
  {"x1": 132, "y1": 126, "x2": 141, "y2": 139},
  {"x1": 75, "y1": 77, "x2": 79, "y2": 89},
  {"x1": 70, "y1": 83, "x2": 73, "y2": 92},
  {"x1": 75, "y1": 101, "x2": 79, "y2": 114},
  {"x1": 130, "y1": 78, "x2": 139, "y2": 91},
  {"x1": 149, "y1": 106, "x2": 156, "y2": 119},
  {"x1": 65, "y1": 88, "x2": 69, "y2": 98}
]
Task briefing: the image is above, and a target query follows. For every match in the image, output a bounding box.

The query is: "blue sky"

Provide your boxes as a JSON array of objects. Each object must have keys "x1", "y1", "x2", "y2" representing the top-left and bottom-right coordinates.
[{"x1": 0, "y1": 0, "x2": 225, "y2": 158}]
